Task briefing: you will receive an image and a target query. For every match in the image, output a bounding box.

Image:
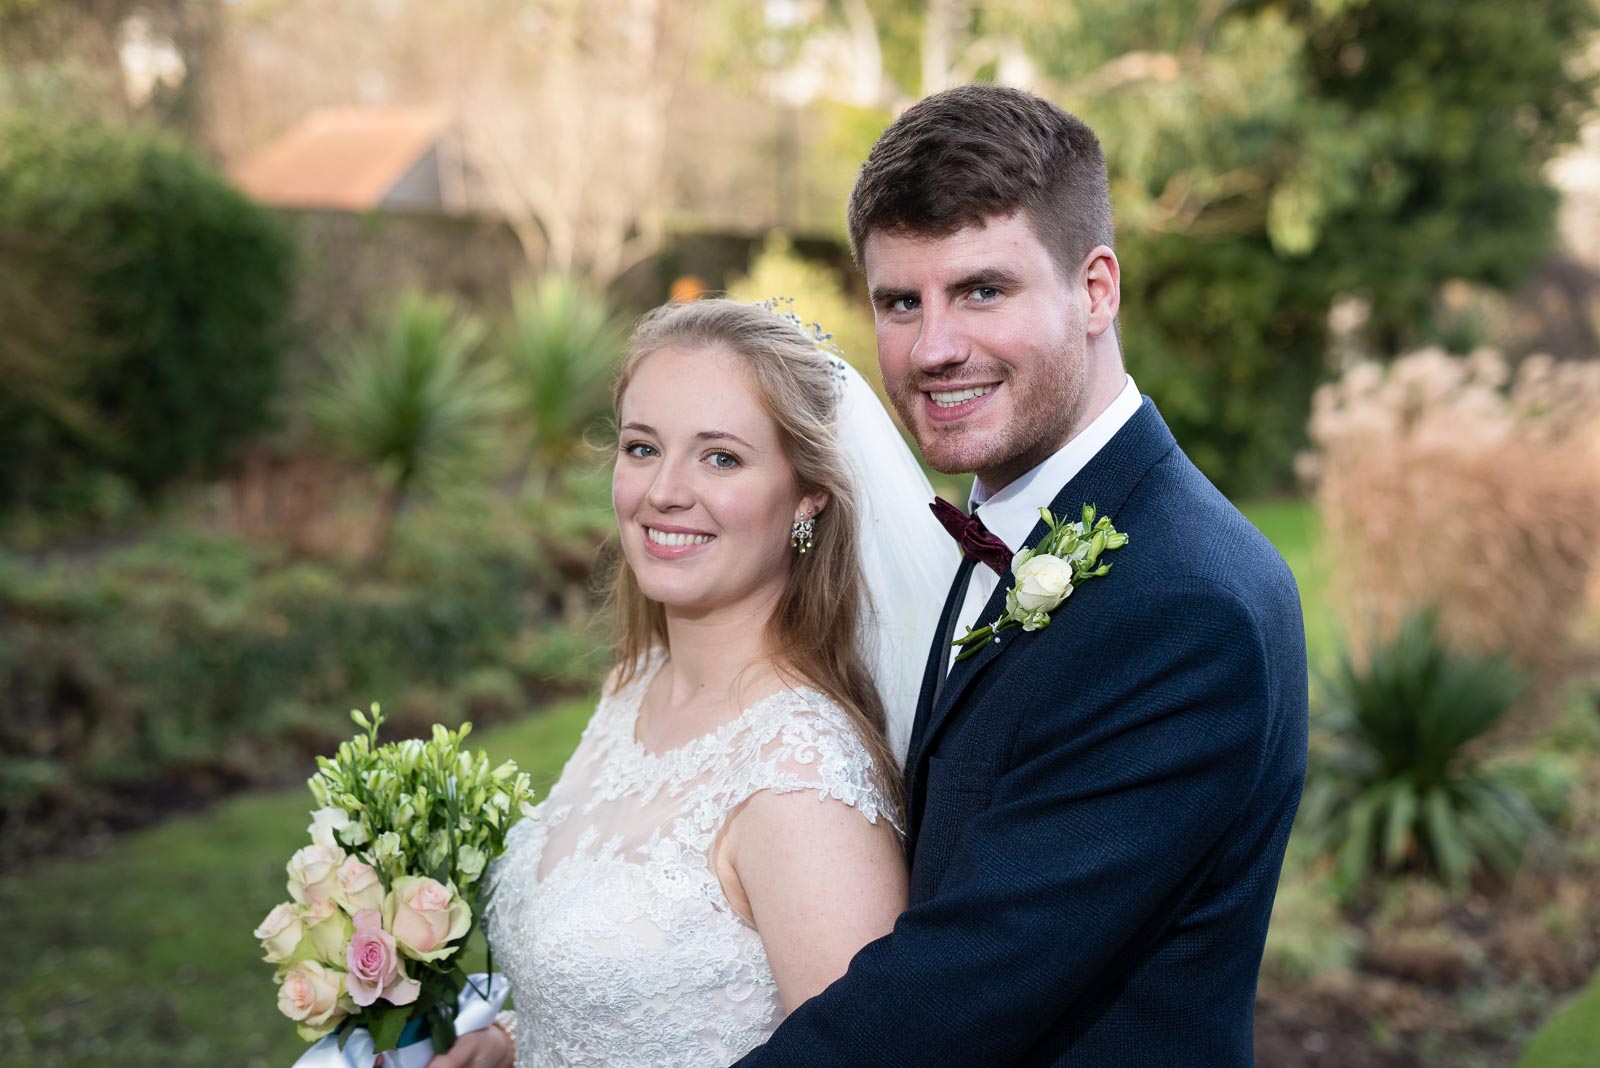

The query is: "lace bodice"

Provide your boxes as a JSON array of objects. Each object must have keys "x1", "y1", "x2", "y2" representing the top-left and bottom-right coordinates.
[{"x1": 486, "y1": 651, "x2": 898, "y2": 1067}]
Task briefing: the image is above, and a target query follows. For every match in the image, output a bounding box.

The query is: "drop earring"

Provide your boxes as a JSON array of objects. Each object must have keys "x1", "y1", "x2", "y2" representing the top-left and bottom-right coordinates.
[{"x1": 790, "y1": 514, "x2": 816, "y2": 554}]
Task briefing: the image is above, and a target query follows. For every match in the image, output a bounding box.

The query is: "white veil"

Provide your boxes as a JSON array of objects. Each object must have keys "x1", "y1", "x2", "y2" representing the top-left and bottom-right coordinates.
[{"x1": 830, "y1": 359, "x2": 960, "y2": 767}]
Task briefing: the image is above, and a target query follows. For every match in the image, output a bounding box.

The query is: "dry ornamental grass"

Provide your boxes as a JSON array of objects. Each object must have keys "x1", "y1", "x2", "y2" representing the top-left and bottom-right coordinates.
[{"x1": 1303, "y1": 348, "x2": 1600, "y2": 679}]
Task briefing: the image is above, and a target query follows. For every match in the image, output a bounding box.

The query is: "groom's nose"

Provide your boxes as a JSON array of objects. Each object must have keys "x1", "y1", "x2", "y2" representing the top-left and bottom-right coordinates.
[{"x1": 909, "y1": 304, "x2": 968, "y2": 372}]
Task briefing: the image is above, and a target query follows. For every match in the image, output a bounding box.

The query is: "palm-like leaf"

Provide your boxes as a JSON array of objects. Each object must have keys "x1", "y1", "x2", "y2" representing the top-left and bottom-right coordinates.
[
  {"x1": 1308, "y1": 611, "x2": 1552, "y2": 892},
  {"x1": 311, "y1": 291, "x2": 511, "y2": 559},
  {"x1": 496, "y1": 276, "x2": 623, "y2": 491}
]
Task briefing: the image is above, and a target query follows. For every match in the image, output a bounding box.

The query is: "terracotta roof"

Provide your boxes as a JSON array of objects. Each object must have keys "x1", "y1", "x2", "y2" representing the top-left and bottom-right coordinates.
[{"x1": 230, "y1": 106, "x2": 447, "y2": 211}]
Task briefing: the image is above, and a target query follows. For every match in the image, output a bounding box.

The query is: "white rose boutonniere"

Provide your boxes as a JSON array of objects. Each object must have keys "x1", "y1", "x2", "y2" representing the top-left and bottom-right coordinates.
[{"x1": 954, "y1": 504, "x2": 1128, "y2": 660}]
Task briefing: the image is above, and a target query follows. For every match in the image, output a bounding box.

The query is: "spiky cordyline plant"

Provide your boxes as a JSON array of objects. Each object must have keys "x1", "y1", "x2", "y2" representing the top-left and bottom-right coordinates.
[
  {"x1": 1301, "y1": 611, "x2": 1554, "y2": 893},
  {"x1": 312, "y1": 291, "x2": 510, "y2": 563}
]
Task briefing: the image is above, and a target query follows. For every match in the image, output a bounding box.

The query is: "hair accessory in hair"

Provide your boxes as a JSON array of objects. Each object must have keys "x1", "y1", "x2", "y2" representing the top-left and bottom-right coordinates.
[{"x1": 755, "y1": 297, "x2": 851, "y2": 396}]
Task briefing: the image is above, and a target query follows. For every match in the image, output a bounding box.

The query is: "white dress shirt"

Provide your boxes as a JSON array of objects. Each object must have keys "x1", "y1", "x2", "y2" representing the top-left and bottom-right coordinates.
[{"x1": 948, "y1": 375, "x2": 1143, "y2": 671}]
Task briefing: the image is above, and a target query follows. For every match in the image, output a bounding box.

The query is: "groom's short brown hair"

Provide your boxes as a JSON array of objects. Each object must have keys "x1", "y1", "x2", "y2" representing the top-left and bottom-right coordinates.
[{"x1": 847, "y1": 84, "x2": 1115, "y2": 279}]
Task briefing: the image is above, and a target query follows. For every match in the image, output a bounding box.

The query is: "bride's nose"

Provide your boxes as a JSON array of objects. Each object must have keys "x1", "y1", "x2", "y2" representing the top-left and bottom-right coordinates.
[{"x1": 645, "y1": 455, "x2": 695, "y2": 512}]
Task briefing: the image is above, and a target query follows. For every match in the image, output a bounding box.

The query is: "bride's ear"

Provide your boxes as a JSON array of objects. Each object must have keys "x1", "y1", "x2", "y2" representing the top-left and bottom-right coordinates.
[{"x1": 796, "y1": 492, "x2": 829, "y2": 523}]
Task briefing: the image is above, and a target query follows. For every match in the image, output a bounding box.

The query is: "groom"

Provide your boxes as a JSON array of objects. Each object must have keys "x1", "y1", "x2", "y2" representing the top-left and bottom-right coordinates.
[{"x1": 736, "y1": 86, "x2": 1307, "y2": 1065}]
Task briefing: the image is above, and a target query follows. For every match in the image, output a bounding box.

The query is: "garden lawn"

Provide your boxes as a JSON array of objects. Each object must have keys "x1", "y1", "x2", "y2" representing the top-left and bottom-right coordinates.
[
  {"x1": 1516, "y1": 968, "x2": 1600, "y2": 1068},
  {"x1": 6, "y1": 500, "x2": 1328, "y2": 1067},
  {"x1": 1, "y1": 698, "x2": 592, "y2": 1068}
]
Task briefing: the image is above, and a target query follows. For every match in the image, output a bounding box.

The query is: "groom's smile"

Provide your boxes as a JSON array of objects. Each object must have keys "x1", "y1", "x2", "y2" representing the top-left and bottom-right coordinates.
[{"x1": 923, "y1": 381, "x2": 1002, "y2": 423}]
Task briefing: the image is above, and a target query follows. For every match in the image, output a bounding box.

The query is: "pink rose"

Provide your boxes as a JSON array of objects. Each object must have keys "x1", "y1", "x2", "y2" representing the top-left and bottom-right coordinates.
[
  {"x1": 277, "y1": 960, "x2": 352, "y2": 1040},
  {"x1": 287, "y1": 844, "x2": 345, "y2": 905},
  {"x1": 345, "y1": 909, "x2": 420, "y2": 1007},
  {"x1": 334, "y1": 854, "x2": 385, "y2": 914},
  {"x1": 383, "y1": 875, "x2": 472, "y2": 962}
]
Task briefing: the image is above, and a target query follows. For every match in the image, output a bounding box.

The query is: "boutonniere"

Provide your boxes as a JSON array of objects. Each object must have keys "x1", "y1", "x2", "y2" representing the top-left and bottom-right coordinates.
[{"x1": 952, "y1": 504, "x2": 1129, "y2": 661}]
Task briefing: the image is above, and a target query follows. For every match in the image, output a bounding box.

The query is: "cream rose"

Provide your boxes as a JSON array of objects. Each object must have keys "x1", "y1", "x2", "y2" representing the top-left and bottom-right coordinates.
[
  {"x1": 301, "y1": 901, "x2": 354, "y2": 966},
  {"x1": 334, "y1": 854, "x2": 386, "y2": 914},
  {"x1": 1013, "y1": 553, "x2": 1074, "y2": 613},
  {"x1": 383, "y1": 876, "x2": 472, "y2": 962},
  {"x1": 254, "y1": 902, "x2": 302, "y2": 963},
  {"x1": 277, "y1": 960, "x2": 352, "y2": 1040},
  {"x1": 287, "y1": 844, "x2": 345, "y2": 905}
]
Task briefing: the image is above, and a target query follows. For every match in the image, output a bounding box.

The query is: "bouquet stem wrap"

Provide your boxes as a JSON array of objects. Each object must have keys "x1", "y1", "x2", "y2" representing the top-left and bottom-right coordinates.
[{"x1": 290, "y1": 973, "x2": 510, "y2": 1068}]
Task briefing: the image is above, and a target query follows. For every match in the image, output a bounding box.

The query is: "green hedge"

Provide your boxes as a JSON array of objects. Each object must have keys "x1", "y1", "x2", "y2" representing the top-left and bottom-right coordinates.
[{"x1": 0, "y1": 115, "x2": 295, "y2": 516}]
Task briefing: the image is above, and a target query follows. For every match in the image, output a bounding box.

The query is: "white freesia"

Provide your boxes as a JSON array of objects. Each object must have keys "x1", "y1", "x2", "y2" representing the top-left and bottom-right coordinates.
[
  {"x1": 307, "y1": 807, "x2": 353, "y2": 849},
  {"x1": 457, "y1": 844, "x2": 487, "y2": 881},
  {"x1": 1013, "y1": 553, "x2": 1074, "y2": 613}
]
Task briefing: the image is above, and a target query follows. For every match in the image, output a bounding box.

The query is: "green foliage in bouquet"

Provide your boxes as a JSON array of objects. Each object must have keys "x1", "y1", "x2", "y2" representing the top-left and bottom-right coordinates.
[
  {"x1": 259, "y1": 705, "x2": 534, "y2": 1053},
  {"x1": 1299, "y1": 612, "x2": 1566, "y2": 895}
]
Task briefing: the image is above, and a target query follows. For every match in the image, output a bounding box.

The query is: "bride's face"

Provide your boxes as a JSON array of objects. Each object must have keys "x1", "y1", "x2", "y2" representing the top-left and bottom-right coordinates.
[{"x1": 613, "y1": 344, "x2": 824, "y2": 619}]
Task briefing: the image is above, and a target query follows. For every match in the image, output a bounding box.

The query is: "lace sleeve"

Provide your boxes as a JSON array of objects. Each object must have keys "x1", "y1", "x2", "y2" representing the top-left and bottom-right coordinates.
[{"x1": 726, "y1": 691, "x2": 903, "y2": 836}]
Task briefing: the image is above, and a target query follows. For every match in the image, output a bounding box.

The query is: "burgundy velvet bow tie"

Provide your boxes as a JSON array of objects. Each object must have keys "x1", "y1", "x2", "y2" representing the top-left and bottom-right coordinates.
[{"x1": 929, "y1": 497, "x2": 1011, "y2": 577}]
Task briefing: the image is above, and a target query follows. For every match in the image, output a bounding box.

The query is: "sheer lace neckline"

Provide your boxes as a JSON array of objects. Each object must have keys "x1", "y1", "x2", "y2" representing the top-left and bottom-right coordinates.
[{"x1": 620, "y1": 649, "x2": 826, "y2": 765}]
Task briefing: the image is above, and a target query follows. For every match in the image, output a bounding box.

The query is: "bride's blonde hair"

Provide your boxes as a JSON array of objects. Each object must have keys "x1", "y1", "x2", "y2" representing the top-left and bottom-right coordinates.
[{"x1": 605, "y1": 298, "x2": 901, "y2": 809}]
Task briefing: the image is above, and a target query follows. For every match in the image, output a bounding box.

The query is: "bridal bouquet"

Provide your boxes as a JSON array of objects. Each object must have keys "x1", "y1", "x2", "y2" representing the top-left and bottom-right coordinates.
[{"x1": 256, "y1": 704, "x2": 535, "y2": 1065}]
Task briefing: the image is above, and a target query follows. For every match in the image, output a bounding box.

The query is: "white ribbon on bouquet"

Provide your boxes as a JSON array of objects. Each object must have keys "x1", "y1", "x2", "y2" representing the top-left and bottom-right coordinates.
[{"x1": 291, "y1": 973, "x2": 510, "y2": 1068}]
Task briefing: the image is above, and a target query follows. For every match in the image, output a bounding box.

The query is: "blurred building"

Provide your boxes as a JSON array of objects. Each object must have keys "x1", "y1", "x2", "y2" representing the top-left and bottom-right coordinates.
[{"x1": 229, "y1": 106, "x2": 480, "y2": 214}]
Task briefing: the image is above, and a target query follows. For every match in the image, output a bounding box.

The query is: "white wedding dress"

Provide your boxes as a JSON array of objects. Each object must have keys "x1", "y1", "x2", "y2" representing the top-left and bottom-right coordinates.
[{"x1": 485, "y1": 649, "x2": 899, "y2": 1067}]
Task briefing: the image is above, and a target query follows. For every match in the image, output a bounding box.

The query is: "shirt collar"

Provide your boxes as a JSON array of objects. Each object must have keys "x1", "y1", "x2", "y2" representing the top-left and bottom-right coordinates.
[{"x1": 969, "y1": 375, "x2": 1142, "y2": 553}]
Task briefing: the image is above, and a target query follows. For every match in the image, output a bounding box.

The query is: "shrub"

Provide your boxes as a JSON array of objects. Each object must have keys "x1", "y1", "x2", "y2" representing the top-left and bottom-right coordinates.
[
  {"x1": 1120, "y1": 229, "x2": 1331, "y2": 497},
  {"x1": 496, "y1": 275, "x2": 625, "y2": 494},
  {"x1": 0, "y1": 115, "x2": 296, "y2": 513},
  {"x1": 1304, "y1": 348, "x2": 1600, "y2": 677},
  {"x1": 728, "y1": 232, "x2": 880, "y2": 389},
  {"x1": 310, "y1": 291, "x2": 512, "y2": 561},
  {"x1": 0, "y1": 509, "x2": 607, "y2": 862},
  {"x1": 1299, "y1": 612, "x2": 1561, "y2": 893}
]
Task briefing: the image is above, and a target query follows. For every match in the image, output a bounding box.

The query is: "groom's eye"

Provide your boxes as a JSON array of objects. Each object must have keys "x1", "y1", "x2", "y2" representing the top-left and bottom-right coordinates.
[
  {"x1": 969, "y1": 286, "x2": 1001, "y2": 302},
  {"x1": 887, "y1": 296, "x2": 919, "y2": 313}
]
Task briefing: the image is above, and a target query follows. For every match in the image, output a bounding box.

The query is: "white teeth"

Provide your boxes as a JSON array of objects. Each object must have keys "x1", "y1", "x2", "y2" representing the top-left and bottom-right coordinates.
[
  {"x1": 930, "y1": 385, "x2": 996, "y2": 408},
  {"x1": 646, "y1": 528, "x2": 713, "y2": 547}
]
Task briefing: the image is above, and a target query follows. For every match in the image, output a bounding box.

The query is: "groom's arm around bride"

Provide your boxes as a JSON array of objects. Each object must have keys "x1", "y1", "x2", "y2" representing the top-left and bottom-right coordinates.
[{"x1": 734, "y1": 85, "x2": 1308, "y2": 1067}]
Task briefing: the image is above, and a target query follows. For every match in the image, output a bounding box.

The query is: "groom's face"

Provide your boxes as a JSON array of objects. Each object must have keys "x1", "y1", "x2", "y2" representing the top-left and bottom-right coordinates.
[{"x1": 864, "y1": 211, "x2": 1090, "y2": 491}]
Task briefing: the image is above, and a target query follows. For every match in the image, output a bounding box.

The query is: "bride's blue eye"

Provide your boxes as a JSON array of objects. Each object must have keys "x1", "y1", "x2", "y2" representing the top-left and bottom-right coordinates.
[
  {"x1": 623, "y1": 442, "x2": 658, "y2": 458},
  {"x1": 706, "y1": 451, "x2": 739, "y2": 470}
]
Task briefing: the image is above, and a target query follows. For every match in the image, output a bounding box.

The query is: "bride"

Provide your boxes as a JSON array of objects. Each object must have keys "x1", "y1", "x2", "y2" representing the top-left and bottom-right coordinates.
[{"x1": 429, "y1": 298, "x2": 954, "y2": 1067}]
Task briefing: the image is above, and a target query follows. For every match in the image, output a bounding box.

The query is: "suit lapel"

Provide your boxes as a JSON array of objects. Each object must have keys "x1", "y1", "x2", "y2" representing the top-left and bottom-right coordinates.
[
  {"x1": 904, "y1": 556, "x2": 976, "y2": 813},
  {"x1": 906, "y1": 399, "x2": 1178, "y2": 782}
]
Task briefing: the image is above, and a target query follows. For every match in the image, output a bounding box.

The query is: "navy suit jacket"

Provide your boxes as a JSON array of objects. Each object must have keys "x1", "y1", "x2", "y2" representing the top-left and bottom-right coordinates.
[{"x1": 734, "y1": 399, "x2": 1308, "y2": 1066}]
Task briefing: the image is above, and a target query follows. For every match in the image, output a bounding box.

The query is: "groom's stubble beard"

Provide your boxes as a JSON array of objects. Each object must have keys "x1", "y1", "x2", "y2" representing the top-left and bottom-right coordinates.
[{"x1": 887, "y1": 337, "x2": 1088, "y2": 488}]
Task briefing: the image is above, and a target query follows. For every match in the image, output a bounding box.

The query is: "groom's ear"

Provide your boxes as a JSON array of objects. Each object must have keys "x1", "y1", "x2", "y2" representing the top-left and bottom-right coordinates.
[{"x1": 1082, "y1": 245, "x2": 1121, "y2": 338}]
